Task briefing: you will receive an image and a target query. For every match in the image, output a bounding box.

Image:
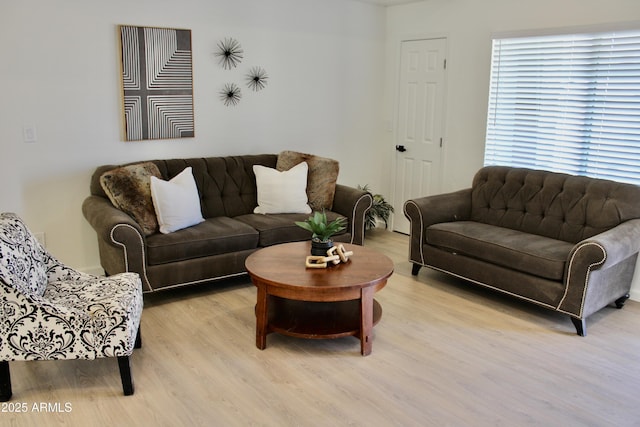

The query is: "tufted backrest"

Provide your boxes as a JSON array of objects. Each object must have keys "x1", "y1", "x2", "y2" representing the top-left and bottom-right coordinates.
[
  {"x1": 90, "y1": 154, "x2": 277, "y2": 219},
  {"x1": 0, "y1": 212, "x2": 49, "y2": 297},
  {"x1": 471, "y1": 166, "x2": 640, "y2": 243}
]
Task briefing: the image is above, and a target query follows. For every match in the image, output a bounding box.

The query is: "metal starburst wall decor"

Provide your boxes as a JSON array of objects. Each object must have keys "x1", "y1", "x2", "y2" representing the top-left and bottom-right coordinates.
[
  {"x1": 220, "y1": 83, "x2": 242, "y2": 106},
  {"x1": 246, "y1": 66, "x2": 268, "y2": 91},
  {"x1": 215, "y1": 38, "x2": 243, "y2": 70}
]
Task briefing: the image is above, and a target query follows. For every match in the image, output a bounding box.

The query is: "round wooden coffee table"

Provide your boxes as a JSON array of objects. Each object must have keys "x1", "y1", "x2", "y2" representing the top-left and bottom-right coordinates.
[{"x1": 245, "y1": 242, "x2": 394, "y2": 356}]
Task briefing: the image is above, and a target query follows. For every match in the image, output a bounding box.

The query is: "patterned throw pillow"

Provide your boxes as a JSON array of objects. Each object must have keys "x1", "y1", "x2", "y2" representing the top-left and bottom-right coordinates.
[
  {"x1": 276, "y1": 151, "x2": 339, "y2": 211},
  {"x1": 99, "y1": 162, "x2": 161, "y2": 236}
]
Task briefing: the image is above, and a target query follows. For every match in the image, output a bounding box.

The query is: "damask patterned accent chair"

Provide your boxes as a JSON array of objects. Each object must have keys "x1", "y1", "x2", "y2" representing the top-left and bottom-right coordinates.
[{"x1": 0, "y1": 213, "x2": 143, "y2": 401}]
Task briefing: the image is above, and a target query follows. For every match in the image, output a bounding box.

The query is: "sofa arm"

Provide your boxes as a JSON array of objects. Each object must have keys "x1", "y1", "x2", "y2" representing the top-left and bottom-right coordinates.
[
  {"x1": 82, "y1": 196, "x2": 149, "y2": 289},
  {"x1": 559, "y1": 219, "x2": 640, "y2": 318},
  {"x1": 403, "y1": 189, "x2": 472, "y2": 265},
  {"x1": 596, "y1": 219, "x2": 640, "y2": 269},
  {"x1": 82, "y1": 196, "x2": 144, "y2": 241},
  {"x1": 332, "y1": 184, "x2": 373, "y2": 245}
]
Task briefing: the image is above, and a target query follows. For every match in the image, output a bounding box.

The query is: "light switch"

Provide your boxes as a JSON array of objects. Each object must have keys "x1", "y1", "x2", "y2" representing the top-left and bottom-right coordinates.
[{"x1": 23, "y1": 125, "x2": 37, "y2": 143}]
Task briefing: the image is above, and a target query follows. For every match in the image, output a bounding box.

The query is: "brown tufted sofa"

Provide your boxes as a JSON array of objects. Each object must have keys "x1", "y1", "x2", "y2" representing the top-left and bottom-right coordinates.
[
  {"x1": 83, "y1": 154, "x2": 372, "y2": 293},
  {"x1": 404, "y1": 166, "x2": 640, "y2": 335}
]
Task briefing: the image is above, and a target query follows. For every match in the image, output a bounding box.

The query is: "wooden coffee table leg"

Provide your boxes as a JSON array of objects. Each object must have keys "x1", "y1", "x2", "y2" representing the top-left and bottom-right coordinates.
[
  {"x1": 359, "y1": 286, "x2": 374, "y2": 356},
  {"x1": 255, "y1": 284, "x2": 268, "y2": 350}
]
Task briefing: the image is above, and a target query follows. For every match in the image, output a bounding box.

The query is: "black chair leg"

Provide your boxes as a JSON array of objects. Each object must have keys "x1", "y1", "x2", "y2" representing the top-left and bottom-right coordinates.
[
  {"x1": 134, "y1": 325, "x2": 142, "y2": 349},
  {"x1": 117, "y1": 356, "x2": 134, "y2": 396},
  {"x1": 0, "y1": 361, "x2": 12, "y2": 402},
  {"x1": 615, "y1": 294, "x2": 630, "y2": 309},
  {"x1": 411, "y1": 264, "x2": 422, "y2": 276},
  {"x1": 570, "y1": 316, "x2": 586, "y2": 337}
]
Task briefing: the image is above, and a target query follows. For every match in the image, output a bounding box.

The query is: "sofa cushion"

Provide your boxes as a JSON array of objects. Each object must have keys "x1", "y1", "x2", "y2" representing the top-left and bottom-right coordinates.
[
  {"x1": 253, "y1": 162, "x2": 311, "y2": 214},
  {"x1": 145, "y1": 217, "x2": 259, "y2": 266},
  {"x1": 471, "y1": 166, "x2": 640, "y2": 243},
  {"x1": 152, "y1": 155, "x2": 278, "y2": 219},
  {"x1": 426, "y1": 221, "x2": 573, "y2": 280},
  {"x1": 276, "y1": 150, "x2": 339, "y2": 211},
  {"x1": 235, "y1": 212, "x2": 348, "y2": 247},
  {"x1": 150, "y1": 167, "x2": 205, "y2": 234},
  {"x1": 100, "y1": 162, "x2": 161, "y2": 236}
]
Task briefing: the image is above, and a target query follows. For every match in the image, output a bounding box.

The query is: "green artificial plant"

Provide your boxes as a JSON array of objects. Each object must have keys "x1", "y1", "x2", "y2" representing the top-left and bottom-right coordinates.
[
  {"x1": 358, "y1": 185, "x2": 394, "y2": 230},
  {"x1": 295, "y1": 211, "x2": 346, "y2": 242}
]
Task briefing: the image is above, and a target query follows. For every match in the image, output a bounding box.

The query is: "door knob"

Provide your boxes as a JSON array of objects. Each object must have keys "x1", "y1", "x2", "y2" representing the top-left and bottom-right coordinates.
[{"x1": 396, "y1": 145, "x2": 407, "y2": 152}]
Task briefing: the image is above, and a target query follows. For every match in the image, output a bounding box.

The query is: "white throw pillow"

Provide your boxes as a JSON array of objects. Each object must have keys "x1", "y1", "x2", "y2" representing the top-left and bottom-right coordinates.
[
  {"x1": 150, "y1": 167, "x2": 205, "y2": 234},
  {"x1": 253, "y1": 162, "x2": 312, "y2": 214}
]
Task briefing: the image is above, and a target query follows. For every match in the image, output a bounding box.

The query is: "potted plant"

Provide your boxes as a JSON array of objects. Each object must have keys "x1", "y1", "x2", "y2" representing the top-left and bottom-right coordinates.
[
  {"x1": 295, "y1": 211, "x2": 347, "y2": 256},
  {"x1": 358, "y1": 185, "x2": 394, "y2": 231}
]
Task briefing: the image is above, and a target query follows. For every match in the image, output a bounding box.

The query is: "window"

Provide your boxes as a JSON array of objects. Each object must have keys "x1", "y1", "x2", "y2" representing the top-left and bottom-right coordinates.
[{"x1": 484, "y1": 29, "x2": 640, "y2": 185}]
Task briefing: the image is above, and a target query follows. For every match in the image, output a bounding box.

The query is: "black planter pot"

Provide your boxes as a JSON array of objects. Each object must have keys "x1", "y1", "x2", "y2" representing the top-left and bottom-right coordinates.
[{"x1": 310, "y1": 239, "x2": 333, "y2": 256}]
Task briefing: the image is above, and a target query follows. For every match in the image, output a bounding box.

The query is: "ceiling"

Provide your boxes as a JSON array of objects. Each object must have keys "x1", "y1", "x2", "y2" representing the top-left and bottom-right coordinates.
[{"x1": 351, "y1": 0, "x2": 425, "y2": 6}]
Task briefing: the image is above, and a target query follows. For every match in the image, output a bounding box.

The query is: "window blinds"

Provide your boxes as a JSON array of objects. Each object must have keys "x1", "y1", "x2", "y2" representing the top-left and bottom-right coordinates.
[{"x1": 484, "y1": 30, "x2": 640, "y2": 185}]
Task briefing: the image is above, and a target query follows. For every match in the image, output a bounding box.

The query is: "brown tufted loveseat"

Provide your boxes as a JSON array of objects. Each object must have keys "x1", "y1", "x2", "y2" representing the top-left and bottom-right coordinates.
[{"x1": 404, "y1": 166, "x2": 640, "y2": 335}]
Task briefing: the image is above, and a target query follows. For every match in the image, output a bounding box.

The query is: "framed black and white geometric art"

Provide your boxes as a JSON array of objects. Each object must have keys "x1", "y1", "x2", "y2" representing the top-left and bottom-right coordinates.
[{"x1": 119, "y1": 25, "x2": 194, "y2": 141}]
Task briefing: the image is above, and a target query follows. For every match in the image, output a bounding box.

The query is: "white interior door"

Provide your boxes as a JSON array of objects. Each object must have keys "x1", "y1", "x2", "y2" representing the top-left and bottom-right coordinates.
[{"x1": 392, "y1": 38, "x2": 447, "y2": 234}]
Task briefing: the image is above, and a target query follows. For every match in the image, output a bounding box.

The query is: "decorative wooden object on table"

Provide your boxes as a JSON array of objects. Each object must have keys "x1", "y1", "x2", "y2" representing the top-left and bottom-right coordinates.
[
  {"x1": 245, "y1": 242, "x2": 394, "y2": 356},
  {"x1": 305, "y1": 243, "x2": 354, "y2": 268}
]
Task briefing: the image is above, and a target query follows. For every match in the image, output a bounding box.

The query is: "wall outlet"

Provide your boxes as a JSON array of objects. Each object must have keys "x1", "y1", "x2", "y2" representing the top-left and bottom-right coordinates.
[
  {"x1": 34, "y1": 232, "x2": 46, "y2": 248},
  {"x1": 23, "y1": 125, "x2": 38, "y2": 143}
]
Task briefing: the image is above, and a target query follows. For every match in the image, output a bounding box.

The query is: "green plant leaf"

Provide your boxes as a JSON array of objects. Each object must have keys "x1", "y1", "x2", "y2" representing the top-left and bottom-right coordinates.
[
  {"x1": 358, "y1": 184, "x2": 394, "y2": 230},
  {"x1": 294, "y1": 211, "x2": 347, "y2": 242}
]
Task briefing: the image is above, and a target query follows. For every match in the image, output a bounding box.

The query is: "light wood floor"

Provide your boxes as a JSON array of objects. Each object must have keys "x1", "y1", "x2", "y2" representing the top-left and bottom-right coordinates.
[{"x1": 5, "y1": 230, "x2": 640, "y2": 427}]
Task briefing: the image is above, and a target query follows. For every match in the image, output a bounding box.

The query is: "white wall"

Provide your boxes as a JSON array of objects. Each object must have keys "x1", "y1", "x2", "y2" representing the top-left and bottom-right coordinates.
[
  {"x1": 385, "y1": 0, "x2": 640, "y2": 299},
  {"x1": 0, "y1": 0, "x2": 386, "y2": 271},
  {"x1": 4, "y1": 0, "x2": 640, "y2": 299}
]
